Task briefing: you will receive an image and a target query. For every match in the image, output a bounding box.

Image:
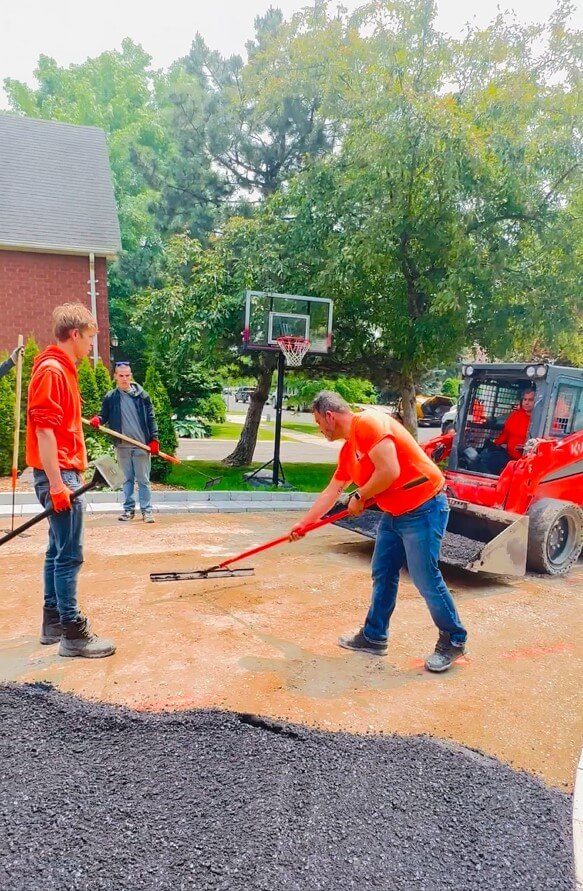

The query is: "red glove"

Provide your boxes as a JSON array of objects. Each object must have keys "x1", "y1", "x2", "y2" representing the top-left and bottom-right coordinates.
[
  {"x1": 50, "y1": 487, "x2": 73, "y2": 512},
  {"x1": 89, "y1": 416, "x2": 101, "y2": 428},
  {"x1": 148, "y1": 440, "x2": 160, "y2": 456}
]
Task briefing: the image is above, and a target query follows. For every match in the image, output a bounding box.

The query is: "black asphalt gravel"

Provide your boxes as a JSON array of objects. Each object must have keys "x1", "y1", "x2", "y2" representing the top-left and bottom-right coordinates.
[
  {"x1": 0, "y1": 684, "x2": 575, "y2": 891},
  {"x1": 440, "y1": 531, "x2": 484, "y2": 566}
]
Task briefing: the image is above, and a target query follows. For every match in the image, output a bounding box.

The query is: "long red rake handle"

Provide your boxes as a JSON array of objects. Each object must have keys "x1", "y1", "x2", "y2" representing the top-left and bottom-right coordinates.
[
  {"x1": 211, "y1": 474, "x2": 429, "y2": 573},
  {"x1": 212, "y1": 506, "x2": 355, "y2": 572}
]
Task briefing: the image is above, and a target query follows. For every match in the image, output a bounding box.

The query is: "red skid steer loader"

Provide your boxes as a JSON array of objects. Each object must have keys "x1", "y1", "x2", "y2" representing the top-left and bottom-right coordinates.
[{"x1": 336, "y1": 363, "x2": 583, "y2": 577}]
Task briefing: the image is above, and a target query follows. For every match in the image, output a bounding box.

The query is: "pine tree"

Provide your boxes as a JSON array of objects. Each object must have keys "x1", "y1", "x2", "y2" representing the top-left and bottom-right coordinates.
[
  {"x1": 18, "y1": 337, "x2": 39, "y2": 468},
  {"x1": 144, "y1": 365, "x2": 177, "y2": 481},
  {"x1": 77, "y1": 357, "x2": 101, "y2": 417},
  {"x1": 94, "y1": 360, "x2": 112, "y2": 401},
  {"x1": 0, "y1": 365, "x2": 16, "y2": 476},
  {"x1": 77, "y1": 357, "x2": 102, "y2": 459}
]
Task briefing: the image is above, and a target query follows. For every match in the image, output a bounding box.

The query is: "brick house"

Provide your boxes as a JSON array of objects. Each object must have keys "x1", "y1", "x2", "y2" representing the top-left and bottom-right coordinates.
[{"x1": 0, "y1": 114, "x2": 121, "y2": 364}]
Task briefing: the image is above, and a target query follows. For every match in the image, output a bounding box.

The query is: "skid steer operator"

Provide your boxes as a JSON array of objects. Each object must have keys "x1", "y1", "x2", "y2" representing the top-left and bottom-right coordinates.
[{"x1": 478, "y1": 386, "x2": 535, "y2": 474}]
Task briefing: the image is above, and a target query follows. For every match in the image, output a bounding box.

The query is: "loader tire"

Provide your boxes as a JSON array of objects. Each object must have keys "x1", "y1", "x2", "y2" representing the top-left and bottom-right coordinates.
[{"x1": 526, "y1": 498, "x2": 583, "y2": 576}]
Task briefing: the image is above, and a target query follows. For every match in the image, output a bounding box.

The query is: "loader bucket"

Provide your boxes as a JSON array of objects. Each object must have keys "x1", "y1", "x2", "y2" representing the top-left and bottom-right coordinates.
[{"x1": 334, "y1": 501, "x2": 529, "y2": 577}]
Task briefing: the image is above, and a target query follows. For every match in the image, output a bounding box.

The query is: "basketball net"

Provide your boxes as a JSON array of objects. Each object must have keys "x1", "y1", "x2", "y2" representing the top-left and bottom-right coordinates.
[{"x1": 276, "y1": 336, "x2": 311, "y2": 368}]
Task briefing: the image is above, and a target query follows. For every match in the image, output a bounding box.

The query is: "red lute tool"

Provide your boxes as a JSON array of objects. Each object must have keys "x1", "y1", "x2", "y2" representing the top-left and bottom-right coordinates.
[{"x1": 150, "y1": 475, "x2": 429, "y2": 582}]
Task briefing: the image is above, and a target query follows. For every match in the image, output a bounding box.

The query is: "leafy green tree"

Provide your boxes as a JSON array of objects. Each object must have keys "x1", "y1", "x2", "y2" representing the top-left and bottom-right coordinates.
[
  {"x1": 258, "y1": 0, "x2": 582, "y2": 432},
  {"x1": 286, "y1": 377, "x2": 376, "y2": 410},
  {"x1": 144, "y1": 365, "x2": 178, "y2": 481}
]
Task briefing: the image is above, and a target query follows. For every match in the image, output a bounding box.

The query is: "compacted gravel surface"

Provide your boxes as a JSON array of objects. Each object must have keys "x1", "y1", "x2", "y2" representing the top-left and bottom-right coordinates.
[{"x1": 0, "y1": 684, "x2": 575, "y2": 891}]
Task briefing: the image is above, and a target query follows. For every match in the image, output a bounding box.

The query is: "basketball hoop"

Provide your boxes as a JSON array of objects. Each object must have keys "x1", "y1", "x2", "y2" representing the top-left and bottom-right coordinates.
[{"x1": 276, "y1": 336, "x2": 311, "y2": 367}]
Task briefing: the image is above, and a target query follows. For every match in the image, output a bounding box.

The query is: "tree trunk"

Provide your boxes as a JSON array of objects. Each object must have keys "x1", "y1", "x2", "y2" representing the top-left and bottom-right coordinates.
[
  {"x1": 222, "y1": 364, "x2": 275, "y2": 466},
  {"x1": 399, "y1": 370, "x2": 418, "y2": 439}
]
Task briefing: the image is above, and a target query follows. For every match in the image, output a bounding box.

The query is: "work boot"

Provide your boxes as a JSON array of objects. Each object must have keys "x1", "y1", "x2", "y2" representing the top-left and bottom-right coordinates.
[
  {"x1": 40, "y1": 607, "x2": 62, "y2": 645},
  {"x1": 59, "y1": 615, "x2": 116, "y2": 659},
  {"x1": 338, "y1": 628, "x2": 388, "y2": 656},
  {"x1": 425, "y1": 631, "x2": 466, "y2": 673},
  {"x1": 142, "y1": 510, "x2": 155, "y2": 524},
  {"x1": 118, "y1": 510, "x2": 135, "y2": 522}
]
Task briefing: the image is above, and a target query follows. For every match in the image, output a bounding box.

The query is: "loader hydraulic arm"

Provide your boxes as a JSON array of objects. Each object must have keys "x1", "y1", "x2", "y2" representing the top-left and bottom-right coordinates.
[{"x1": 504, "y1": 429, "x2": 583, "y2": 514}]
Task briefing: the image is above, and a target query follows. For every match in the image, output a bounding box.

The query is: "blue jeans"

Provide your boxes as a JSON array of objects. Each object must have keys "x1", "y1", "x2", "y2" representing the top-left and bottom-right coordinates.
[
  {"x1": 33, "y1": 469, "x2": 85, "y2": 623},
  {"x1": 117, "y1": 448, "x2": 152, "y2": 513},
  {"x1": 364, "y1": 493, "x2": 467, "y2": 646}
]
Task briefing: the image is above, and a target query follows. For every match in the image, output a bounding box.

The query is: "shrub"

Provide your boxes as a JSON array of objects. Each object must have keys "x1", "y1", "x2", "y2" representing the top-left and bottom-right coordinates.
[
  {"x1": 442, "y1": 378, "x2": 461, "y2": 399},
  {"x1": 174, "y1": 418, "x2": 210, "y2": 439},
  {"x1": 0, "y1": 366, "x2": 15, "y2": 476},
  {"x1": 192, "y1": 393, "x2": 227, "y2": 425}
]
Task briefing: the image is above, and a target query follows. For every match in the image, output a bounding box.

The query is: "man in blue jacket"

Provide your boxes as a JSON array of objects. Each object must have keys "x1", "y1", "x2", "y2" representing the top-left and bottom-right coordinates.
[{"x1": 90, "y1": 362, "x2": 159, "y2": 523}]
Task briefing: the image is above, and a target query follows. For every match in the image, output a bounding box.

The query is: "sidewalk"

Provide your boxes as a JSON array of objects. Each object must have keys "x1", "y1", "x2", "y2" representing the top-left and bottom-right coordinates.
[{"x1": 0, "y1": 489, "x2": 317, "y2": 519}]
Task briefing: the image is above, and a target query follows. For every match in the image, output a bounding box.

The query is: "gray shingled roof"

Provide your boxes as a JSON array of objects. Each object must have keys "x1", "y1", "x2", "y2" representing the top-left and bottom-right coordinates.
[{"x1": 0, "y1": 114, "x2": 121, "y2": 257}]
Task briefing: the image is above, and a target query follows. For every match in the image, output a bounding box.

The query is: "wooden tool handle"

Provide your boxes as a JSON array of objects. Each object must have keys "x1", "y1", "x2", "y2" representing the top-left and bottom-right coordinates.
[{"x1": 82, "y1": 418, "x2": 180, "y2": 464}]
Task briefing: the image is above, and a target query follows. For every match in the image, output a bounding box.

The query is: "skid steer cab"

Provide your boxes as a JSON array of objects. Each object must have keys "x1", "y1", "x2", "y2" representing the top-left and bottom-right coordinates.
[{"x1": 420, "y1": 362, "x2": 583, "y2": 576}]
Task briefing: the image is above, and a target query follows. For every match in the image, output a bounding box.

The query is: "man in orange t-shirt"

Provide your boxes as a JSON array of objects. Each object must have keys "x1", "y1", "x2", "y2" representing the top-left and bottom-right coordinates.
[
  {"x1": 494, "y1": 388, "x2": 535, "y2": 459},
  {"x1": 27, "y1": 303, "x2": 115, "y2": 659},
  {"x1": 290, "y1": 391, "x2": 467, "y2": 672}
]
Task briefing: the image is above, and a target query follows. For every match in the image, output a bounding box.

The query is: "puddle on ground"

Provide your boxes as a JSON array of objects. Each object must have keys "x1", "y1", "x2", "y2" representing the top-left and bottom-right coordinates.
[{"x1": 0, "y1": 636, "x2": 64, "y2": 684}]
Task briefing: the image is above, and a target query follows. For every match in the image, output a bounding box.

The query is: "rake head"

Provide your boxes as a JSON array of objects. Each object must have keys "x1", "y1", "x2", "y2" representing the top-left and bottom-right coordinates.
[{"x1": 150, "y1": 566, "x2": 255, "y2": 582}]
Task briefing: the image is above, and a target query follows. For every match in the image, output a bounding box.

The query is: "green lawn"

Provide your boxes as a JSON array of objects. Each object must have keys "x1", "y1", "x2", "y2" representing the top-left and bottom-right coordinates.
[
  {"x1": 166, "y1": 460, "x2": 335, "y2": 492},
  {"x1": 210, "y1": 422, "x2": 294, "y2": 441},
  {"x1": 272, "y1": 420, "x2": 319, "y2": 435}
]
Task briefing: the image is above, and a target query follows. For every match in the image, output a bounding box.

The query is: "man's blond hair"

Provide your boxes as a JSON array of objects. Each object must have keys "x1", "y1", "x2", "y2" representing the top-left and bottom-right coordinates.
[{"x1": 52, "y1": 303, "x2": 98, "y2": 342}]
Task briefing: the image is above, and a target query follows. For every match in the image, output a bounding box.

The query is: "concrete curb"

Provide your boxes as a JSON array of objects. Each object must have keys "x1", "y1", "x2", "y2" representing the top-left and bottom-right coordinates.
[
  {"x1": 0, "y1": 491, "x2": 318, "y2": 518},
  {"x1": 574, "y1": 747, "x2": 583, "y2": 891}
]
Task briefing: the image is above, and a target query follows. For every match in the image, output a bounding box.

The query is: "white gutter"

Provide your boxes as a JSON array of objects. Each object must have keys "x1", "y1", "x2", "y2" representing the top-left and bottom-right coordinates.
[{"x1": 88, "y1": 253, "x2": 99, "y2": 367}]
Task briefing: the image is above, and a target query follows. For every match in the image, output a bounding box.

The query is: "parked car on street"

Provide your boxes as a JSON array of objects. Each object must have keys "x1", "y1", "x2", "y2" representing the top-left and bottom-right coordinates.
[
  {"x1": 441, "y1": 406, "x2": 457, "y2": 434},
  {"x1": 234, "y1": 386, "x2": 255, "y2": 403}
]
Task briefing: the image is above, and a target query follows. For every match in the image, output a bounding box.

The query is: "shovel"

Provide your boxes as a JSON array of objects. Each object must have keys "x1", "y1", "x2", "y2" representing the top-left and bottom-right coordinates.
[
  {"x1": 82, "y1": 419, "x2": 222, "y2": 489},
  {"x1": 0, "y1": 457, "x2": 124, "y2": 546}
]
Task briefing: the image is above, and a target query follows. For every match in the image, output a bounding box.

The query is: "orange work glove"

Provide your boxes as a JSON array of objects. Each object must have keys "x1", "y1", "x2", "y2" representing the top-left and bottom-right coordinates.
[
  {"x1": 148, "y1": 440, "x2": 160, "y2": 456},
  {"x1": 49, "y1": 487, "x2": 74, "y2": 512},
  {"x1": 89, "y1": 416, "x2": 101, "y2": 428}
]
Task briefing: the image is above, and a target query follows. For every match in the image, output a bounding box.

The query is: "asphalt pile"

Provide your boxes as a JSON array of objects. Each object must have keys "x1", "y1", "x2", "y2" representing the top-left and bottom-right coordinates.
[
  {"x1": 440, "y1": 531, "x2": 484, "y2": 566},
  {"x1": 0, "y1": 684, "x2": 574, "y2": 891}
]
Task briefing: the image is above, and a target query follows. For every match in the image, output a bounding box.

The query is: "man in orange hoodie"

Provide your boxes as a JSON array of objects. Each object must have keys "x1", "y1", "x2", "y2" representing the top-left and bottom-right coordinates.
[{"x1": 27, "y1": 303, "x2": 115, "y2": 658}]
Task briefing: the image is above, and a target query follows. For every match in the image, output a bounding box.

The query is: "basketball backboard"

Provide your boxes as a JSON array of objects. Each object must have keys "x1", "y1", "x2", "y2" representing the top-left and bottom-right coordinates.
[{"x1": 242, "y1": 291, "x2": 333, "y2": 354}]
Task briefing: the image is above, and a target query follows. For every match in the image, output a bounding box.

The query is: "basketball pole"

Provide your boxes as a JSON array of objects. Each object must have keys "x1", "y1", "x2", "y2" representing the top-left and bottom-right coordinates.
[{"x1": 272, "y1": 350, "x2": 286, "y2": 487}]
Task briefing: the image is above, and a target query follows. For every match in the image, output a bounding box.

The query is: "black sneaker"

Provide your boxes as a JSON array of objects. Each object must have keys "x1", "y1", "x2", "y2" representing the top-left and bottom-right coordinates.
[
  {"x1": 425, "y1": 632, "x2": 466, "y2": 672},
  {"x1": 338, "y1": 628, "x2": 388, "y2": 656},
  {"x1": 118, "y1": 510, "x2": 135, "y2": 522}
]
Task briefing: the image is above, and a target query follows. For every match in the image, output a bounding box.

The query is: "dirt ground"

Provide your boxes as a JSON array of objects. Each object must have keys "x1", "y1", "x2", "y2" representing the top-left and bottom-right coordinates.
[{"x1": 1, "y1": 512, "x2": 581, "y2": 791}]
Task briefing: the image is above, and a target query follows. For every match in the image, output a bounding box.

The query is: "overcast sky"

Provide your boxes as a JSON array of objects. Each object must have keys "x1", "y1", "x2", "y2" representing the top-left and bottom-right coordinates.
[{"x1": 1, "y1": 0, "x2": 579, "y2": 108}]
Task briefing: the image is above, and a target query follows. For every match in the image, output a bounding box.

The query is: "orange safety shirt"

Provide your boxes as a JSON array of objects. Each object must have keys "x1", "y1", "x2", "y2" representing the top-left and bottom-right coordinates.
[
  {"x1": 335, "y1": 410, "x2": 444, "y2": 516},
  {"x1": 494, "y1": 406, "x2": 530, "y2": 459},
  {"x1": 26, "y1": 345, "x2": 88, "y2": 472}
]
